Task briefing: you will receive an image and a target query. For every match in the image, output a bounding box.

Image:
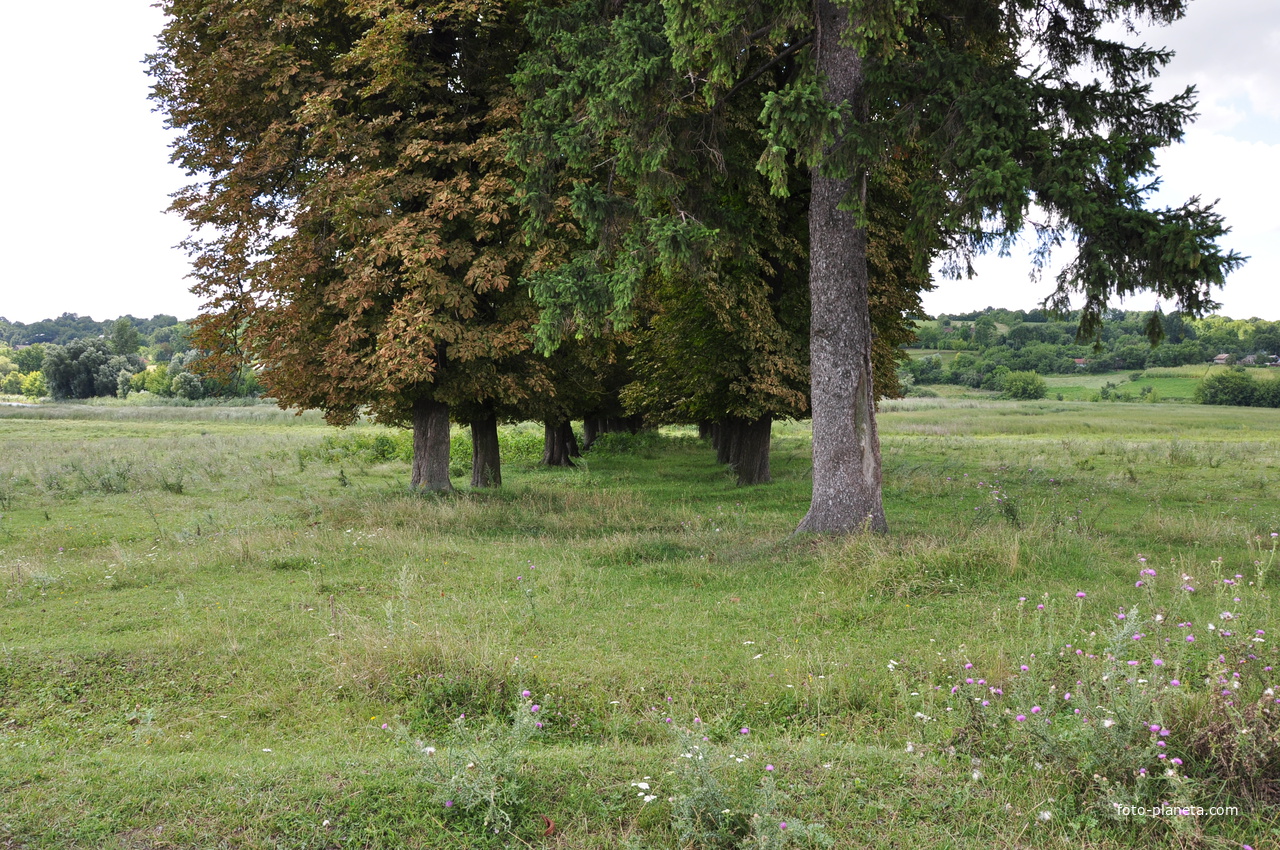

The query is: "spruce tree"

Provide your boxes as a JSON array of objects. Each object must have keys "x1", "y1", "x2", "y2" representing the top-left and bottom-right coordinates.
[{"x1": 518, "y1": 0, "x2": 1243, "y2": 531}]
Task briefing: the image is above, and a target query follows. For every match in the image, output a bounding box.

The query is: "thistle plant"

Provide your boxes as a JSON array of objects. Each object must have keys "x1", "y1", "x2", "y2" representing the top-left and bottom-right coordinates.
[
  {"x1": 942, "y1": 551, "x2": 1280, "y2": 827},
  {"x1": 664, "y1": 727, "x2": 831, "y2": 850},
  {"x1": 409, "y1": 693, "x2": 544, "y2": 834}
]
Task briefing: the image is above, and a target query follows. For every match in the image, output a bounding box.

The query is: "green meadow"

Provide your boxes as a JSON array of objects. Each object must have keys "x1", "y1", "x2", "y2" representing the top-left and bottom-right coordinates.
[
  {"x1": 2, "y1": 400, "x2": 1278, "y2": 848},
  {"x1": 901, "y1": 357, "x2": 1280, "y2": 403}
]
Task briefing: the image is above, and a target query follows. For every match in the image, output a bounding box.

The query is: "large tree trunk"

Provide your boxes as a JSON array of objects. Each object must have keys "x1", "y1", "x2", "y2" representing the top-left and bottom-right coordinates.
[
  {"x1": 697, "y1": 420, "x2": 713, "y2": 441},
  {"x1": 542, "y1": 419, "x2": 577, "y2": 467},
  {"x1": 410, "y1": 398, "x2": 453, "y2": 492},
  {"x1": 582, "y1": 416, "x2": 599, "y2": 451},
  {"x1": 731, "y1": 415, "x2": 772, "y2": 486},
  {"x1": 796, "y1": 0, "x2": 887, "y2": 534},
  {"x1": 469, "y1": 413, "x2": 502, "y2": 488}
]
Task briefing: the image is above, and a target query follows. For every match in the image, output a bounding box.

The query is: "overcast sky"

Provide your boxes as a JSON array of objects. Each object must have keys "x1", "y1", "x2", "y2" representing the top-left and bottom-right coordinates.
[{"x1": 1, "y1": 1, "x2": 1276, "y2": 326}]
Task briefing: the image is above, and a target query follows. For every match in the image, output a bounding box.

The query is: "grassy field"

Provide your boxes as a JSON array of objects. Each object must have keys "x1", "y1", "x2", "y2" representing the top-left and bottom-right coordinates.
[{"x1": 2, "y1": 401, "x2": 1279, "y2": 848}]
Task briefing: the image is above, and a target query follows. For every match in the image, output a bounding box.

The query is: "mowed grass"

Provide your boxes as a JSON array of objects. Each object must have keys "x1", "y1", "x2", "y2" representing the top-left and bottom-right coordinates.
[{"x1": 2, "y1": 401, "x2": 1278, "y2": 848}]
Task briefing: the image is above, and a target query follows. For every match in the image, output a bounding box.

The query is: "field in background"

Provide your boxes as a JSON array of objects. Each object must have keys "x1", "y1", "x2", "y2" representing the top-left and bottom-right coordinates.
[
  {"x1": 2, "y1": 401, "x2": 1278, "y2": 848},
  {"x1": 901, "y1": 353, "x2": 1280, "y2": 402}
]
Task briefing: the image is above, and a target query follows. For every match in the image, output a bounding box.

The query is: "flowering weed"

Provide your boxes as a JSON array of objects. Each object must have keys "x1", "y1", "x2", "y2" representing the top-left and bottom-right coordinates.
[{"x1": 406, "y1": 694, "x2": 544, "y2": 835}]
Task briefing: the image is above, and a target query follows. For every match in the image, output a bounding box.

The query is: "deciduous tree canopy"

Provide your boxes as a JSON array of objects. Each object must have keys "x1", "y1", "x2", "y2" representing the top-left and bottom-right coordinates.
[{"x1": 151, "y1": 0, "x2": 549, "y2": 490}]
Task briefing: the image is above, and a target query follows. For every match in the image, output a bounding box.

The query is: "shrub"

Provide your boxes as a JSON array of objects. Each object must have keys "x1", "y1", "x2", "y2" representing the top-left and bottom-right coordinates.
[
  {"x1": 145, "y1": 365, "x2": 171, "y2": 396},
  {"x1": 1253, "y1": 378, "x2": 1280, "y2": 408},
  {"x1": 171, "y1": 371, "x2": 205, "y2": 400},
  {"x1": 1002, "y1": 370, "x2": 1047, "y2": 400},
  {"x1": 1195, "y1": 371, "x2": 1258, "y2": 406}
]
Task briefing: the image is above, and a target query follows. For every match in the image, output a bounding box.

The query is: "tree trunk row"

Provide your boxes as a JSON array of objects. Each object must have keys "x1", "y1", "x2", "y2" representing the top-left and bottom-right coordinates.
[
  {"x1": 708, "y1": 415, "x2": 772, "y2": 486},
  {"x1": 410, "y1": 403, "x2": 507, "y2": 491},
  {"x1": 410, "y1": 411, "x2": 608, "y2": 491},
  {"x1": 542, "y1": 419, "x2": 580, "y2": 466},
  {"x1": 581, "y1": 413, "x2": 645, "y2": 450}
]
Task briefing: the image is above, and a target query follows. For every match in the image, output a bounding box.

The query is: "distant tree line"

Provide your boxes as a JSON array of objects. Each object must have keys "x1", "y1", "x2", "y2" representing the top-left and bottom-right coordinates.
[
  {"x1": 0, "y1": 315, "x2": 260, "y2": 401},
  {"x1": 903, "y1": 308, "x2": 1280, "y2": 390}
]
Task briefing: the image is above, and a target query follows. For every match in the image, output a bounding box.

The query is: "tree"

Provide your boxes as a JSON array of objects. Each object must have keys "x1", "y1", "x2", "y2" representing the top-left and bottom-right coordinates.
[
  {"x1": 41, "y1": 339, "x2": 143, "y2": 399},
  {"x1": 519, "y1": 0, "x2": 1243, "y2": 532},
  {"x1": 12, "y1": 344, "x2": 44, "y2": 373},
  {"x1": 516, "y1": 0, "x2": 936, "y2": 489},
  {"x1": 110, "y1": 318, "x2": 142, "y2": 356},
  {"x1": 151, "y1": 0, "x2": 546, "y2": 491},
  {"x1": 21, "y1": 370, "x2": 47, "y2": 399}
]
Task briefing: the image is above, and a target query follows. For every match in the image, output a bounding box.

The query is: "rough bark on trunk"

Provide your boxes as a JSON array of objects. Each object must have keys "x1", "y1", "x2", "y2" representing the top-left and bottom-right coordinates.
[
  {"x1": 796, "y1": 0, "x2": 887, "y2": 534},
  {"x1": 410, "y1": 397, "x2": 454, "y2": 492},
  {"x1": 542, "y1": 419, "x2": 577, "y2": 466},
  {"x1": 469, "y1": 413, "x2": 502, "y2": 488},
  {"x1": 725, "y1": 417, "x2": 743, "y2": 470},
  {"x1": 582, "y1": 417, "x2": 599, "y2": 451},
  {"x1": 731, "y1": 415, "x2": 772, "y2": 485}
]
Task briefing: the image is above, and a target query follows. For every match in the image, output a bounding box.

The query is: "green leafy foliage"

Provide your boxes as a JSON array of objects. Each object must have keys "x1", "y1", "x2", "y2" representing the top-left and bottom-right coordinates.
[
  {"x1": 151, "y1": 0, "x2": 550, "y2": 437},
  {"x1": 1195, "y1": 369, "x2": 1280, "y2": 408},
  {"x1": 1001, "y1": 371, "x2": 1048, "y2": 400},
  {"x1": 40, "y1": 339, "x2": 144, "y2": 400}
]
